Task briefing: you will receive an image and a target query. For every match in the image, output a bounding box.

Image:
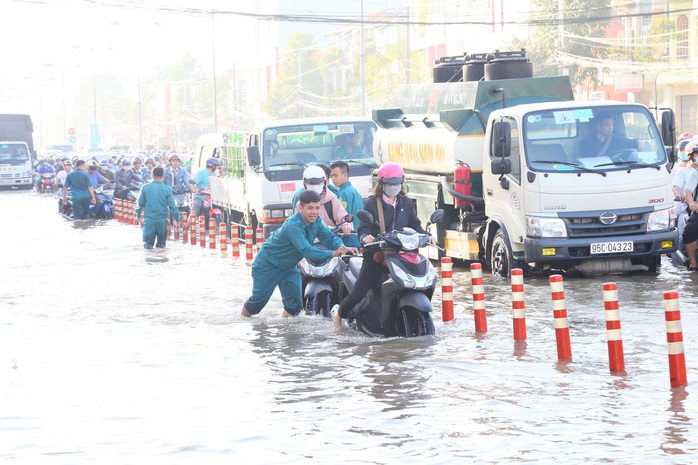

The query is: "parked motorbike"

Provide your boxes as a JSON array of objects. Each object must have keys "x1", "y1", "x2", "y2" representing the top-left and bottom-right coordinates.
[
  {"x1": 336, "y1": 209, "x2": 444, "y2": 338},
  {"x1": 298, "y1": 218, "x2": 354, "y2": 317},
  {"x1": 57, "y1": 185, "x2": 114, "y2": 220}
]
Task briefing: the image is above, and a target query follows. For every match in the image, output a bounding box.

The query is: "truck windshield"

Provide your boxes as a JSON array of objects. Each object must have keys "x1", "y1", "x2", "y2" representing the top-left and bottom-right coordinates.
[
  {"x1": 0, "y1": 143, "x2": 30, "y2": 165},
  {"x1": 524, "y1": 106, "x2": 666, "y2": 173},
  {"x1": 262, "y1": 122, "x2": 377, "y2": 175}
]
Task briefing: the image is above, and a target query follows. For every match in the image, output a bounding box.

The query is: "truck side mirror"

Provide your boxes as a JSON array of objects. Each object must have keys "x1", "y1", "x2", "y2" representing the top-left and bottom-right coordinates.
[
  {"x1": 661, "y1": 110, "x2": 676, "y2": 163},
  {"x1": 493, "y1": 121, "x2": 511, "y2": 158},
  {"x1": 491, "y1": 158, "x2": 512, "y2": 175},
  {"x1": 246, "y1": 146, "x2": 260, "y2": 166}
]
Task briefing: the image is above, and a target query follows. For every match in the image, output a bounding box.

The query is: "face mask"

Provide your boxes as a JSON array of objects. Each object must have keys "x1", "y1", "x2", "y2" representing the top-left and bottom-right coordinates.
[
  {"x1": 383, "y1": 184, "x2": 402, "y2": 197},
  {"x1": 679, "y1": 151, "x2": 689, "y2": 162},
  {"x1": 307, "y1": 184, "x2": 324, "y2": 195}
]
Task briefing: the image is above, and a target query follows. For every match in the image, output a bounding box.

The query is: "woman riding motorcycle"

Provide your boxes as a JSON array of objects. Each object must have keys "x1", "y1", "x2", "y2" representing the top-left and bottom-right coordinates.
[{"x1": 332, "y1": 162, "x2": 436, "y2": 327}]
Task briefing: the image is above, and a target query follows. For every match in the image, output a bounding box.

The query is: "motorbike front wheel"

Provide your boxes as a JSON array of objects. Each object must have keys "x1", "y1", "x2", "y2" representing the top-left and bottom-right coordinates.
[
  {"x1": 394, "y1": 307, "x2": 435, "y2": 337},
  {"x1": 305, "y1": 291, "x2": 332, "y2": 318}
]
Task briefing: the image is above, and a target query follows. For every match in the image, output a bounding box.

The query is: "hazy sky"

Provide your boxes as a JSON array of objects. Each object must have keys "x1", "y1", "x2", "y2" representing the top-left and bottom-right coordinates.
[{"x1": 1, "y1": 0, "x2": 402, "y2": 111}]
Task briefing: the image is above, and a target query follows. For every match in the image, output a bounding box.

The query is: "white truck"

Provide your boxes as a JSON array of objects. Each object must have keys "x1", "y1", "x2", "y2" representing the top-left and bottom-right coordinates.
[
  {"x1": 191, "y1": 117, "x2": 378, "y2": 237},
  {"x1": 373, "y1": 54, "x2": 678, "y2": 276},
  {"x1": 0, "y1": 114, "x2": 36, "y2": 189}
]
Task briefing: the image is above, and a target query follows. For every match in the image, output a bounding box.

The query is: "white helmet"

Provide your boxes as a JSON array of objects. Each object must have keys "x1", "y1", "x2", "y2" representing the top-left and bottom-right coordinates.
[
  {"x1": 686, "y1": 141, "x2": 698, "y2": 157},
  {"x1": 302, "y1": 165, "x2": 325, "y2": 184}
]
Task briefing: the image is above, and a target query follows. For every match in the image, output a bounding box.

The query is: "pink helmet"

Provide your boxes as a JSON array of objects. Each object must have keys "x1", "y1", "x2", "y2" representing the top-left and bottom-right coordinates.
[{"x1": 377, "y1": 162, "x2": 404, "y2": 184}]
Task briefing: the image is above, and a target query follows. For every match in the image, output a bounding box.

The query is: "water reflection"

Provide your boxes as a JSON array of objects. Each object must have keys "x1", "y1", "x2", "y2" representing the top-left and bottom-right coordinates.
[{"x1": 662, "y1": 388, "x2": 692, "y2": 455}]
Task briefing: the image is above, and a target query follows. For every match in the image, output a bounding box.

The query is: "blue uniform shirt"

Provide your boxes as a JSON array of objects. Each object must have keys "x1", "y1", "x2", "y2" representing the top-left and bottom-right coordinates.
[
  {"x1": 136, "y1": 180, "x2": 181, "y2": 222},
  {"x1": 65, "y1": 169, "x2": 92, "y2": 196},
  {"x1": 337, "y1": 181, "x2": 363, "y2": 247},
  {"x1": 255, "y1": 212, "x2": 343, "y2": 270}
]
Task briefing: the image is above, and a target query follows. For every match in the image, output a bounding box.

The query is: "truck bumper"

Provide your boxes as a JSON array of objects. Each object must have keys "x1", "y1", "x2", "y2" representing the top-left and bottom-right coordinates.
[
  {"x1": 0, "y1": 177, "x2": 31, "y2": 186},
  {"x1": 523, "y1": 230, "x2": 678, "y2": 263}
]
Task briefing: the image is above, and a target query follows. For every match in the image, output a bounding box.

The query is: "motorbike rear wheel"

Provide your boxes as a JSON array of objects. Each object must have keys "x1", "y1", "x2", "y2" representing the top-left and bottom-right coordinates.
[{"x1": 394, "y1": 307, "x2": 435, "y2": 337}]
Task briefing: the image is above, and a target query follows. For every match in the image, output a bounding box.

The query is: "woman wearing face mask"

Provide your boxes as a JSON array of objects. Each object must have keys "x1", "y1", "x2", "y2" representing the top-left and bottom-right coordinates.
[
  {"x1": 295, "y1": 165, "x2": 353, "y2": 235},
  {"x1": 332, "y1": 162, "x2": 436, "y2": 327}
]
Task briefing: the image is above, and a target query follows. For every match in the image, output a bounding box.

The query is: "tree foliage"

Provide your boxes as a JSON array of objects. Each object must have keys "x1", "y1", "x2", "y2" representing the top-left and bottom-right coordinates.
[{"x1": 512, "y1": 0, "x2": 611, "y2": 95}]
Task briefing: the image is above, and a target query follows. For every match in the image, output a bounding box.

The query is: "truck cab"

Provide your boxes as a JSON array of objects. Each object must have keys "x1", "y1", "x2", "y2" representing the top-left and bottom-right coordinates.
[
  {"x1": 192, "y1": 117, "x2": 378, "y2": 237},
  {"x1": 484, "y1": 101, "x2": 676, "y2": 275}
]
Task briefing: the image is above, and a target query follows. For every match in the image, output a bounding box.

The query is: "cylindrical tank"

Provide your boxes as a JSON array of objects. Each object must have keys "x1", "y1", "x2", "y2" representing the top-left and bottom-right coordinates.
[
  {"x1": 433, "y1": 55, "x2": 465, "y2": 83},
  {"x1": 463, "y1": 53, "x2": 488, "y2": 82},
  {"x1": 454, "y1": 163, "x2": 472, "y2": 208},
  {"x1": 484, "y1": 50, "x2": 533, "y2": 81}
]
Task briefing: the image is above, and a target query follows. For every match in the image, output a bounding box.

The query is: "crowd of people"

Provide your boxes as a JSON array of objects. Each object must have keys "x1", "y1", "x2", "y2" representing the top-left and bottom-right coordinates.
[{"x1": 671, "y1": 133, "x2": 698, "y2": 271}]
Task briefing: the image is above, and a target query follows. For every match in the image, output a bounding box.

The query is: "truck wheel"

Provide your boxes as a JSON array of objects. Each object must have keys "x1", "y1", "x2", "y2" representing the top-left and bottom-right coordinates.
[{"x1": 490, "y1": 230, "x2": 521, "y2": 278}]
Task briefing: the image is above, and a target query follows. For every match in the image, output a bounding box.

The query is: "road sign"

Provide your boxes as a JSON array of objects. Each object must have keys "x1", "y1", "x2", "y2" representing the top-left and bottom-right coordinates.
[
  {"x1": 68, "y1": 136, "x2": 76, "y2": 144},
  {"x1": 67, "y1": 127, "x2": 76, "y2": 136}
]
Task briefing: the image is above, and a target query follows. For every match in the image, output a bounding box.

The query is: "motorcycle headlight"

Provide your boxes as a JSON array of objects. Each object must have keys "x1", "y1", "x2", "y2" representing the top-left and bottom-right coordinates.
[
  {"x1": 391, "y1": 263, "x2": 416, "y2": 289},
  {"x1": 396, "y1": 232, "x2": 420, "y2": 250},
  {"x1": 526, "y1": 216, "x2": 568, "y2": 238},
  {"x1": 647, "y1": 207, "x2": 676, "y2": 232}
]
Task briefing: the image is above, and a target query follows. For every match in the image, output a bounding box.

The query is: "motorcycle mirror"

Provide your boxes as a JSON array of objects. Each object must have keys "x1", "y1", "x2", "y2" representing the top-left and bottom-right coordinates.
[
  {"x1": 429, "y1": 209, "x2": 445, "y2": 224},
  {"x1": 344, "y1": 214, "x2": 354, "y2": 224},
  {"x1": 356, "y1": 210, "x2": 373, "y2": 224}
]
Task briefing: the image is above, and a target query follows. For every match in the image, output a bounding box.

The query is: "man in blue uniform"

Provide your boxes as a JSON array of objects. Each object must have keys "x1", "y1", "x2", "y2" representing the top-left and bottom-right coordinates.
[
  {"x1": 242, "y1": 190, "x2": 357, "y2": 318},
  {"x1": 136, "y1": 167, "x2": 181, "y2": 249},
  {"x1": 330, "y1": 161, "x2": 363, "y2": 247},
  {"x1": 62, "y1": 160, "x2": 96, "y2": 220}
]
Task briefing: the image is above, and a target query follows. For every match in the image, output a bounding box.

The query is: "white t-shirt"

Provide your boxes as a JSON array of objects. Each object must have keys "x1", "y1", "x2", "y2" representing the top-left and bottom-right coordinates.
[{"x1": 56, "y1": 170, "x2": 69, "y2": 186}]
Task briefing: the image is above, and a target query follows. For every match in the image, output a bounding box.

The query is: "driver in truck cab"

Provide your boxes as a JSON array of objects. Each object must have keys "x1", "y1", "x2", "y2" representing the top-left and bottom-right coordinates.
[{"x1": 579, "y1": 111, "x2": 646, "y2": 158}]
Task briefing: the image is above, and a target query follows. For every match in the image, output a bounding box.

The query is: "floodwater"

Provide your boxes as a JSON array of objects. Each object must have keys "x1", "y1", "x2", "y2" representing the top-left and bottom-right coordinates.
[{"x1": 1, "y1": 189, "x2": 697, "y2": 464}]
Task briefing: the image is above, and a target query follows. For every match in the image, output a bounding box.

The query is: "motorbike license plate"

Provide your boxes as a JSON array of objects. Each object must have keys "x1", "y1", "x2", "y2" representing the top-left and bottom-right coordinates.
[{"x1": 590, "y1": 241, "x2": 633, "y2": 254}]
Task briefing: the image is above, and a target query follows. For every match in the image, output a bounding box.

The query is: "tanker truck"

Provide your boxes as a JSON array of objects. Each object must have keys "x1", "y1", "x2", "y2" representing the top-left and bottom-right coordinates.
[{"x1": 372, "y1": 51, "x2": 677, "y2": 277}]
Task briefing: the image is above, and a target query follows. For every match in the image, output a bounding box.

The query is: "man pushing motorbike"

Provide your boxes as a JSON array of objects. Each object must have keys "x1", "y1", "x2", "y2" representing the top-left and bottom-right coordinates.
[{"x1": 242, "y1": 189, "x2": 358, "y2": 318}]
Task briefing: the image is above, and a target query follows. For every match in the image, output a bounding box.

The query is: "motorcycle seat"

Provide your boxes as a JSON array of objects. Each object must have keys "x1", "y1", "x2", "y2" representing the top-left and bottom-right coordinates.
[{"x1": 348, "y1": 257, "x2": 363, "y2": 276}]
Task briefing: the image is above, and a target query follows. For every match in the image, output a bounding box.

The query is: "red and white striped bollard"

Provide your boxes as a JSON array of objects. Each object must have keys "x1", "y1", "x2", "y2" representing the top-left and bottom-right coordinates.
[
  {"x1": 470, "y1": 263, "x2": 487, "y2": 333},
  {"x1": 603, "y1": 282, "x2": 625, "y2": 374},
  {"x1": 231, "y1": 225, "x2": 240, "y2": 258},
  {"x1": 209, "y1": 218, "x2": 216, "y2": 249},
  {"x1": 663, "y1": 291, "x2": 688, "y2": 388},
  {"x1": 245, "y1": 225, "x2": 254, "y2": 260},
  {"x1": 219, "y1": 223, "x2": 227, "y2": 252},
  {"x1": 199, "y1": 216, "x2": 206, "y2": 248},
  {"x1": 511, "y1": 268, "x2": 526, "y2": 341},
  {"x1": 441, "y1": 257, "x2": 454, "y2": 322},
  {"x1": 549, "y1": 274, "x2": 572, "y2": 361}
]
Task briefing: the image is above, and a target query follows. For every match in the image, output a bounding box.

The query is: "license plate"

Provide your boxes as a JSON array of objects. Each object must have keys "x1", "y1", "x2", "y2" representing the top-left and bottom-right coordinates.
[{"x1": 590, "y1": 241, "x2": 634, "y2": 254}]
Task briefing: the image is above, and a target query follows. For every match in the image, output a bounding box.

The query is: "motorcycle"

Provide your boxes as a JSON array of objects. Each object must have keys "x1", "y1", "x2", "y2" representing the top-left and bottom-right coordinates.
[
  {"x1": 298, "y1": 218, "x2": 354, "y2": 317},
  {"x1": 38, "y1": 172, "x2": 55, "y2": 194},
  {"x1": 196, "y1": 188, "x2": 224, "y2": 227},
  {"x1": 173, "y1": 191, "x2": 191, "y2": 217},
  {"x1": 336, "y1": 209, "x2": 444, "y2": 338},
  {"x1": 57, "y1": 184, "x2": 114, "y2": 220}
]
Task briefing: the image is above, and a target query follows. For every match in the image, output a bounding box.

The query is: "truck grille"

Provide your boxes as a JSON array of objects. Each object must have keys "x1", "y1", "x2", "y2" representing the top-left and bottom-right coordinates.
[{"x1": 560, "y1": 209, "x2": 648, "y2": 239}]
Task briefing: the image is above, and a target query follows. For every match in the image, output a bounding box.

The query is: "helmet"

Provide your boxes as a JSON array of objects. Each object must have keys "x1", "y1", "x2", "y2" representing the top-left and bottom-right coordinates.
[
  {"x1": 678, "y1": 139, "x2": 691, "y2": 150},
  {"x1": 121, "y1": 159, "x2": 131, "y2": 167},
  {"x1": 206, "y1": 157, "x2": 220, "y2": 168},
  {"x1": 377, "y1": 162, "x2": 405, "y2": 184},
  {"x1": 87, "y1": 160, "x2": 99, "y2": 170},
  {"x1": 686, "y1": 141, "x2": 698, "y2": 156},
  {"x1": 64, "y1": 160, "x2": 73, "y2": 166},
  {"x1": 303, "y1": 165, "x2": 325, "y2": 184},
  {"x1": 153, "y1": 155, "x2": 162, "y2": 162},
  {"x1": 132, "y1": 156, "x2": 143, "y2": 164},
  {"x1": 169, "y1": 154, "x2": 180, "y2": 161},
  {"x1": 100, "y1": 160, "x2": 108, "y2": 166},
  {"x1": 145, "y1": 157, "x2": 154, "y2": 164},
  {"x1": 680, "y1": 132, "x2": 694, "y2": 141}
]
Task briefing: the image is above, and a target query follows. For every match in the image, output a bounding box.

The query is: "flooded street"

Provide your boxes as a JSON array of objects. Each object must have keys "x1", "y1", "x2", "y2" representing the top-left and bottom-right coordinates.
[{"x1": 1, "y1": 188, "x2": 697, "y2": 464}]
